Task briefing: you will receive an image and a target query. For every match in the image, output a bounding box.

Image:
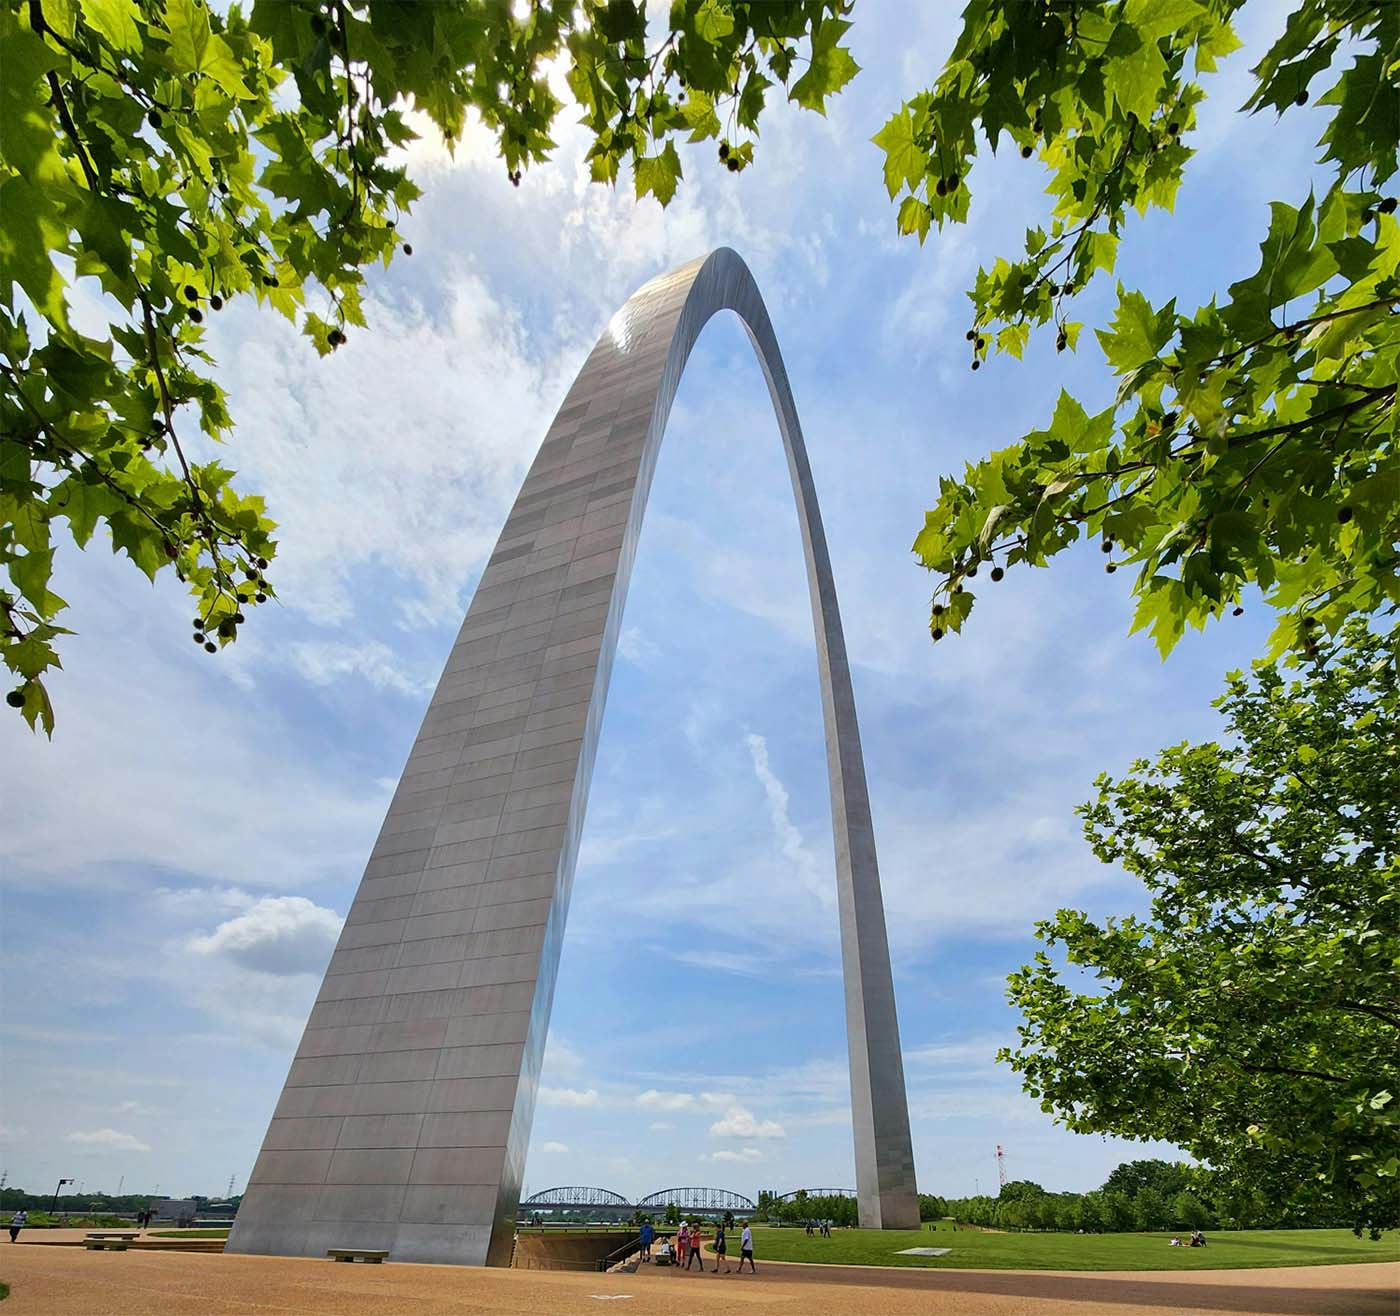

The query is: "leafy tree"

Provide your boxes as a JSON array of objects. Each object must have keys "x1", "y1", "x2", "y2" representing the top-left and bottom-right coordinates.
[
  {"x1": 1103, "y1": 1159, "x2": 1193, "y2": 1202},
  {"x1": 884, "y1": 2, "x2": 1399, "y2": 661},
  {"x1": 996, "y1": 1178, "x2": 1045, "y2": 1203},
  {"x1": 1098, "y1": 1190, "x2": 1135, "y2": 1233},
  {"x1": 1002, "y1": 622, "x2": 1399, "y2": 1234},
  {"x1": 1074, "y1": 1192, "x2": 1106, "y2": 1233},
  {"x1": 1, "y1": 0, "x2": 858, "y2": 731},
  {"x1": 1132, "y1": 1187, "x2": 1170, "y2": 1233},
  {"x1": 1173, "y1": 1190, "x2": 1214, "y2": 1232},
  {"x1": 664, "y1": 1201, "x2": 680, "y2": 1226},
  {"x1": 918, "y1": 1192, "x2": 946, "y2": 1220}
]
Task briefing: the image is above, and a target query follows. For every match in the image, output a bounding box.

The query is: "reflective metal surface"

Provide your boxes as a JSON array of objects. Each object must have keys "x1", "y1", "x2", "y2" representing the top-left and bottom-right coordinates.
[{"x1": 227, "y1": 249, "x2": 919, "y2": 1268}]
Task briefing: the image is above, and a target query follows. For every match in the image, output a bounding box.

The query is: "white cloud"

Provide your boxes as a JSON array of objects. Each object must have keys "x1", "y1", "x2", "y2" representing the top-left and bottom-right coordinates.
[
  {"x1": 188, "y1": 896, "x2": 343, "y2": 977},
  {"x1": 745, "y1": 732, "x2": 832, "y2": 909},
  {"x1": 709, "y1": 1105, "x2": 785, "y2": 1140},
  {"x1": 671, "y1": 948, "x2": 775, "y2": 978},
  {"x1": 65, "y1": 1128, "x2": 151, "y2": 1153},
  {"x1": 636, "y1": 1089, "x2": 735, "y2": 1112},
  {"x1": 617, "y1": 626, "x2": 660, "y2": 665},
  {"x1": 152, "y1": 887, "x2": 257, "y2": 915},
  {"x1": 0, "y1": 552, "x2": 389, "y2": 895},
  {"x1": 540, "y1": 1034, "x2": 586, "y2": 1082},
  {"x1": 647, "y1": 1121, "x2": 674, "y2": 1133},
  {"x1": 539, "y1": 1140, "x2": 570, "y2": 1153},
  {"x1": 210, "y1": 271, "x2": 582, "y2": 629},
  {"x1": 539, "y1": 1086, "x2": 599, "y2": 1108},
  {"x1": 703, "y1": 1147, "x2": 763, "y2": 1163},
  {"x1": 636, "y1": 1089, "x2": 695, "y2": 1112},
  {"x1": 289, "y1": 640, "x2": 433, "y2": 697}
]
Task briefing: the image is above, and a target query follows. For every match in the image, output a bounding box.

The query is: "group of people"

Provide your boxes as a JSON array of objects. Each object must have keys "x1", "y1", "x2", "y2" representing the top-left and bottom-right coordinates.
[
  {"x1": 638, "y1": 1219, "x2": 755, "y2": 1274},
  {"x1": 1168, "y1": 1230, "x2": 1209, "y2": 1248},
  {"x1": 803, "y1": 1219, "x2": 835, "y2": 1237}
]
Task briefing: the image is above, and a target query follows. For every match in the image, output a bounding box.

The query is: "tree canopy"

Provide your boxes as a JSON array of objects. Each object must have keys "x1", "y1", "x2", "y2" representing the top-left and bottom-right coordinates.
[
  {"x1": 1, "y1": 0, "x2": 857, "y2": 731},
  {"x1": 942, "y1": 1160, "x2": 1232, "y2": 1233},
  {"x1": 1001, "y1": 622, "x2": 1399, "y2": 1235},
  {"x1": 8, "y1": 0, "x2": 1398, "y2": 734},
  {"x1": 887, "y1": 0, "x2": 1399, "y2": 661}
]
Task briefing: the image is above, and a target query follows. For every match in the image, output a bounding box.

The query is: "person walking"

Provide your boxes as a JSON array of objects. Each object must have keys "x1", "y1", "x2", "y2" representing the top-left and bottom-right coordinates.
[
  {"x1": 676, "y1": 1221, "x2": 689, "y2": 1270},
  {"x1": 685, "y1": 1223, "x2": 705, "y2": 1270},
  {"x1": 8, "y1": 1210, "x2": 26, "y2": 1243},
  {"x1": 712, "y1": 1222, "x2": 730, "y2": 1272},
  {"x1": 639, "y1": 1219, "x2": 653, "y2": 1262},
  {"x1": 738, "y1": 1221, "x2": 755, "y2": 1273}
]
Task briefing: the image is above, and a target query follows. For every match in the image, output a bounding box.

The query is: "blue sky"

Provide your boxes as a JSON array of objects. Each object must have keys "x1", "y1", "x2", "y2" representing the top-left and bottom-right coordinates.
[{"x1": 1, "y1": 5, "x2": 1337, "y2": 1204}]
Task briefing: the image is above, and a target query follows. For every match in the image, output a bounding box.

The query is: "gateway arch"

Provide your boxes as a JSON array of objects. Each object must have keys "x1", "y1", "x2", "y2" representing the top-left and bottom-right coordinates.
[{"x1": 228, "y1": 249, "x2": 919, "y2": 1267}]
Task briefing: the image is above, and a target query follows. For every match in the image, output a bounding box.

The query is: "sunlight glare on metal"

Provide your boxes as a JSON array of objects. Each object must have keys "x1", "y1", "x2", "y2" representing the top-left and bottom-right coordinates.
[{"x1": 607, "y1": 305, "x2": 640, "y2": 353}]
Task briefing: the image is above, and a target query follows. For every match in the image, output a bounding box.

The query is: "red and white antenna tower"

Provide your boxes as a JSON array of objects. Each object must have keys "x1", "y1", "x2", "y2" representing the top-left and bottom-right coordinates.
[{"x1": 996, "y1": 1144, "x2": 1007, "y2": 1189}]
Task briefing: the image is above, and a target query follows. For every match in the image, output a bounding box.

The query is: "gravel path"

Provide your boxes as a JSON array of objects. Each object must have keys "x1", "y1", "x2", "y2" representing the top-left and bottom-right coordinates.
[{"x1": 0, "y1": 1244, "x2": 1394, "y2": 1314}]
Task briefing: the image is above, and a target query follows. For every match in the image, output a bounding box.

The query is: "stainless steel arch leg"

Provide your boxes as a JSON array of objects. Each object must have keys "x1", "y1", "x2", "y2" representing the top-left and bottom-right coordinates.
[{"x1": 228, "y1": 249, "x2": 919, "y2": 1267}]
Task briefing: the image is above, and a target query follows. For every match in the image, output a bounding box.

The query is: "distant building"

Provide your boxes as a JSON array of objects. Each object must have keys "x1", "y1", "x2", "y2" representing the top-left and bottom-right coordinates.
[{"x1": 151, "y1": 1199, "x2": 198, "y2": 1226}]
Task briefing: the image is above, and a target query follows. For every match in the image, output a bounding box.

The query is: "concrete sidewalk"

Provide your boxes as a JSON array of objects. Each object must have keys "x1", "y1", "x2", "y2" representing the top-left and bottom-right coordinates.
[{"x1": 0, "y1": 1241, "x2": 1396, "y2": 1314}]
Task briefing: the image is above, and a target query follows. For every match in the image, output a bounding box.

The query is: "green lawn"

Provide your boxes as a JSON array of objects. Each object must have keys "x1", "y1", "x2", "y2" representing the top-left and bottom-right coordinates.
[
  {"x1": 149, "y1": 1229, "x2": 231, "y2": 1238},
  {"x1": 744, "y1": 1224, "x2": 1399, "y2": 1271}
]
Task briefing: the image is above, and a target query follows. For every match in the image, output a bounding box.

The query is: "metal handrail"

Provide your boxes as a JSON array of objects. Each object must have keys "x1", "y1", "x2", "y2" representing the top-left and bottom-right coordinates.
[{"x1": 596, "y1": 1233, "x2": 644, "y2": 1272}]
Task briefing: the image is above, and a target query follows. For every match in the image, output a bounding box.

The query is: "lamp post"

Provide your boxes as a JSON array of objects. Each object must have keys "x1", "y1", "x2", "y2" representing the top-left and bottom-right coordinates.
[{"x1": 50, "y1": 1177, "x2": 73, "y2": 1214}]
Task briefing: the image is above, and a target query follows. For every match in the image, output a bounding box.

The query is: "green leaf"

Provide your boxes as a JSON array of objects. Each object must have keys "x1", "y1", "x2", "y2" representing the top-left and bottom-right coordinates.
[
  {"x1": 634, "y1": 140, "x2": 682, "y2": 205},
  {"x1": 1096, "y1": 287, "x2": 1177, "y2": 373},
  {"x1": 694, "y1": 0, "x2": 734, "y2": 44},
  {"x1": 680, "y1": 89, "x2": 720, "y2": 141},
  {"x1": 791, "y1": 18, "x2": 858, "y2": 114},
  {"x1": 163, "y1": 0, "x2": 248, "y2": 96},
  {"x1": 79, "y1": 0, "x2": 141, "y2": 52},
  {"x1": 163, "y1": 0, "x2": 211, "y2": 76},
  {"x1": 9, "y1": 548, "x2": 63, "y2": 618},
  {"x1": 1105, "y1": 20, "x2": 1166, "y2": 124},
  {"x1": 9, "y1": 632, "x2": 58, "y2": 680},
  {"x1": 872, "y1": 107, "x2": 924, "y2": 200},
  {"x1": 20, "y1": 679, "x2": 55, "y2": 736},
  {"x1": 0, "y1": 177, "x2": 70, "y2": 328}
]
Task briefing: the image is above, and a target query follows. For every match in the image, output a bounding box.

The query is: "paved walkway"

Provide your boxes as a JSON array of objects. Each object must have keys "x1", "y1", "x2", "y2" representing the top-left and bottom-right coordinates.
[
  {"x1": 10, "y1": 1227, "x2": 218, "y2": 1247},
  {"x1": 0, "y1": 1244, "x2": 1396, "y2": 1314}
]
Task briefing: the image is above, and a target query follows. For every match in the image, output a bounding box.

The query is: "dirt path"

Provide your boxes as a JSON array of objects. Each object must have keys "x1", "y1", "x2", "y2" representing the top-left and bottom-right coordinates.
[{"x1": 0, "y1": 1243, "x2": 1395, "y2": 1314}]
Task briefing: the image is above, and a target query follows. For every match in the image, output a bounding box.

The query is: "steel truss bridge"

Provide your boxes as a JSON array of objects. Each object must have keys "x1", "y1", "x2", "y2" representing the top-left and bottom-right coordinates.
[
  {"x1": 776, "y1": 1188, "x2": 857, "y2": 1202},
  {"x1": 636, "y1": 1187, "x2": 757, "y2": 1214},
  {"x1": 519, "y1": 1186, "x2": 757, "y2": 1219},
  {"x1": 519, "y1": 1187, "x2": 633, "y2": 1212}
]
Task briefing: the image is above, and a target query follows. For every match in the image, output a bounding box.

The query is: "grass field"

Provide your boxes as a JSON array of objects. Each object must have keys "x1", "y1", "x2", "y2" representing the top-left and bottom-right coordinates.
[
  {"x1": 150, "y1": 1229, "x2": 231, "y2": 1238},
  {"x1": 744, "y1": 1223, "x2": 1400, "y2": 1271}
]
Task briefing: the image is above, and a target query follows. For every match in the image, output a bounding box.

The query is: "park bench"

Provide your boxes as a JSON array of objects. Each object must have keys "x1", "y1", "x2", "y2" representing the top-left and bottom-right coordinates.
[
  {"x1": 326, "y1": 1248, "x2": 389, "y2": 1264},
  {"x1": 83, "y1": 1238, "x2": 131, "y2": 1251},
  {"x1": 86, "y1": 1232, "x2": 139, "y2": 1240}
]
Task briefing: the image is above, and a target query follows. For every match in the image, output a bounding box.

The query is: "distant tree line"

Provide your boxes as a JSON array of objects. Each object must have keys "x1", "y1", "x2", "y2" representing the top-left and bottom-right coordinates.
[
  {"x1": 0, "y1": 1188, "x2": 240, "y2": 1215},
  {"x1": 943, "y1": 1161, "x2": 1370, "y2": 1234},
  {"x1": 753, "y1": 1190, "x2": 861, "y2": 1226}
]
